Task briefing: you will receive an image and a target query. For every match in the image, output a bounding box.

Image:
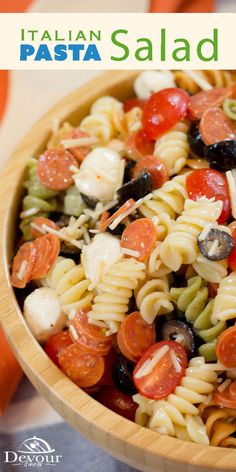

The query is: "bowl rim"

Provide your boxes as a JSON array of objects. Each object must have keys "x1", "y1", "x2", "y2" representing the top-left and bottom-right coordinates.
[{"x1": 0, "y1": 70, "x2": 235, "y2": 471}]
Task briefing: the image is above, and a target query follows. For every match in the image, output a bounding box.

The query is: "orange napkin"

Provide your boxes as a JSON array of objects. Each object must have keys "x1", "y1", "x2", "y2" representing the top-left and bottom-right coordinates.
[
  {"x1": 150, "y1": 0, "x2": 215, "y2": 12},
  {"x1": 0, "y1": 328, "x2": 22, "y2": 415}
]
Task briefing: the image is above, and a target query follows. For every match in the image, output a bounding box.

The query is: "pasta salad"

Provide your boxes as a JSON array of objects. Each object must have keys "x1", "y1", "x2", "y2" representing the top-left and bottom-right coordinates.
[{"x1": 11, "y1": 70, "x2": 236, "y2": 448}]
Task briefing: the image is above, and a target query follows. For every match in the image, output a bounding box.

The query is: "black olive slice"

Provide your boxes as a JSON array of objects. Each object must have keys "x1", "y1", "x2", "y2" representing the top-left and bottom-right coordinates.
[
  {"x1": 197, "y1": 228, "x2": 234, "y2": 261},
  {"x1": 188, "y1": 122, "x2": 205, "y2": 158},
  {"x1": 160, "y1": 320, "x2": 195, "y2": 357},
  {"x1": 123, "y1": 160, "x2": 136, "y2": 184},
  {"x1": 59, "y1": 241, "x2": 81, "y2": 264},
  {"x1": 111, "y1": 354, "x2": 137, "y2": 395},
  {"x1": 80, "y1": 193, "x2": 99, "y2": 209},
  {"x1": 204, "y1": 140, "x2": 236, "y2": 172},
  {"x1": 116, "y1": 170, "x2": 153, "y2": 204}
]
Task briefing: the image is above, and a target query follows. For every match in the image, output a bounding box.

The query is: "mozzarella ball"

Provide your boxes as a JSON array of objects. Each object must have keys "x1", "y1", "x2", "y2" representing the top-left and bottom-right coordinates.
[
  {"x1": 134, "y1": 71, "x2": 175, "y2": 99},
  {"x1": 24, "y1": 287, "x2": 67, "y2": 343},
  {"x1": 73, "y1": 147, "x2": 124, "y2": 202},
  {"x1": 81, "y1": 232, "x2": 122, "y2": 285}
]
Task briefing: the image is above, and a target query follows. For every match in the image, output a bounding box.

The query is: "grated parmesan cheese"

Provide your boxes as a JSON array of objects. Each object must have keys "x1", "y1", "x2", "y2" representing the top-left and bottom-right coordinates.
[
  {"x1": 226, "y1": 170, "x2": 236, "y2": 219},
  {"x1": 42, "y1": 224, "x2": 83, "y2": 249},
  {"x1": 69, "y1": 324, "x2": 78, "y2": 340},
  {"x1": 16, "y1": 260, "x2": 28, "y2": 280},
  {"x1": 68, "y1": 308, "x2": 77, "y2": 321},
  {"x1": 88, "y1": 319, "x2": 106, "y2": 328},
  {"x1": 198, "y1": 223, "x2": 214, "y2": 242},
  {"x1": 121, "y1": 247, "x2": 141, "y2": 258},
  {"x1": 83, "y1": 199, "x2": 118, "y2": 220},
  {"x1": 109, "y1": 193, "x2": 153, "y2": 230},
  {"x1": 30, "y1": 222, "x2": 46, "y2": 235},
  {"x1": 184, "y1": 70, "x2": 213, "y2": 91},
  {"x1": 134, "y1": 345, "x2": 170, "y2": 379},
  {"x1": 217, "y1": 379, "x2": 232, "y2": 393},
  {"x1": 20, "y1": 207, "x2": 39, "y2": 218},
  {"x1": 69, "y1": 165, "x2": 79, "y2": 174},
  {"x1": 208, "y1": 239, "x2": 219, "y2": 257},
  {"x1": 61, "y1": 136, "x2": 98, "y2": 148},
  {"x1": 81, "y1": 226, "x2": 91, "y2": 245},
  {"x1": 170, "y1": 350, "x2": 181, "y2": 373}
]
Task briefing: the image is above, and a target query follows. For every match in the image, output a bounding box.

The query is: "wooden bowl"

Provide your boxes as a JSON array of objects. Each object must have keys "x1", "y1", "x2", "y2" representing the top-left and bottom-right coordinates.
[{"x1": 0, "y1": 71, "x2": 235, "y2": 472}]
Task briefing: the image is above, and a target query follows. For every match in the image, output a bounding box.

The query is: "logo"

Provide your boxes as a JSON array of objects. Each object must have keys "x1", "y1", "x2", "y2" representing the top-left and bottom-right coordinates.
[{"x1": 4, "y1": 436, "x2": 62, "y2": 468}]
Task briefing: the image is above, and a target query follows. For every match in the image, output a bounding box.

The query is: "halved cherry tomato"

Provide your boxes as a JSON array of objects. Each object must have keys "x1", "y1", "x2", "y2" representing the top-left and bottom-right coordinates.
[
  {"x1": 121, "y1": 218, "x2": 157, "y2": 261},
  {"x1": 117, "y1": 312, "x2": 156, "y2": 363},
  {"x1": 142, "y1": 88, "x2": 190, "y2": 140},
  {"x1": 186, "y1": 169, "x2": 231, "y2": 223},
  {"x1": 133, "y1": 341, "x2": 187, "y2": 400},
  {"x1": 98, "y1": 211, "x2": 110, "y2": 232},
  {"x1": 94, "y1": 385, "x2": 138, "y2": 421},
  {"x1": 37, "y1": 149, "x2": 78, "y2": 191},
  {"x1": 132, "y1": 155, "x2": 168, "y2": 189},
  {"x1": 31, "y1": 217, "x2": 59, "y2": 239},
  {"x1": 188, "y1": 88, "x2": 232, "y2": 121},
  {"x1": 66, "y1": 129, "x2": 91, "y2": 162},
  {"x1": 199, "y1": 107, "x2": 236, "y2": 145},
  {"x1": 102, "y1": 199, "x2": 135, "y2": 231},
  {"x1": 228, "y1": 227, "x2": 236, "y2": 271},
  {"x1": 11, "y1": 242, "x2": 36, "y2": 288},
  {"x1": 99, "y1": 347, "x2": 118, "y2": 386},
  {"x1": 216, "y1": 326, "x2": 236, "y2": 368},
  {"x1": 124, "y1": 98, "x2": 146, "y2": 113},
  {"x1": 58, "y1": 343, "x2": 104, "y2": 388},
  {"x1": 69, "y1": 308, "x2": 112, "y2": 356},
  {"x1": 214, "y1": 381, "x2": 236, "y2": 409},
  {"x1": 124, "y1": 129, "x2": 155, "y2": 161},
  {"x1": 45, "y1": 330, "x2": 73, "y2": 367},
  {"x1": 30, "y1": 236, "x2": 51, "y2": 280}
]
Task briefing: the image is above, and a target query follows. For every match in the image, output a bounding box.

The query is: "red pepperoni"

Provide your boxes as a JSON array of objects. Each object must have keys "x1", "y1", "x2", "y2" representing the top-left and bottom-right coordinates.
[
  {"x1": 124, "y1": 130, "x2": 155, "y2": 161},
  {"x1": 45, "y1": 234, "x2": 60, "y2": 268},
  {"x1": 45, "y1": 331, "x2": 73, "y2": 367},
  {"x1": 66, "y1": 129, "x2": 91, "y2": 162},
  {"x1": 200, "y1": 107, "x2": 236, "y2": 145},
  {"x1": 30, "y1": 236, "x2": 51, "y2": 280},
  {"x1": 37, "y1": 149, "x2": 78, "y2": 191},
  {"x1": 31, "y1": 217, "x2": 59, "y2": 239},
  {"x1": 58, "y1": 344, "x2": 105, "y2": 388},
  {"x1": 117, "y1": 312, "x2": 156, "y2": 362},
  {"x1": 121, "y1": 218, "x2": 157, "y2": 262},
  {"x1": 102, "y1": 199, "x2": 135, "y2": 231},
  {"x1": 11, "y1": 242, "x2": 36, "y2": 288},
  {"x1": 69, "y1": 309, "x2": 112, "y2": 356},
  {"x1": 188, "y1": 88, "x2": 232, "y2": 120}
]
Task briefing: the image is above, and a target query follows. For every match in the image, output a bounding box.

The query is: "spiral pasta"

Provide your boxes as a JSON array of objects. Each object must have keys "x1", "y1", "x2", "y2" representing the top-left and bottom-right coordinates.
[
  {"x1": 89, "y1": 95, "x2": 125, "y2": 138},
  {"x1": 47, "y1": 122, "x2": 73, "y2": 150},
  {"x1": 174, "y1": 70, "x2": 234, "y2": 93},
  {"x1": 154, "y1": 121, "x2": 190, "y2": 176},
  {"x1": 87, "y1": 257, "x2": 146, "y2": 334},
  {"x1": 170, "y1": 276, "x2": 226, "y2": 361},
  {"x1": 160, "y1": 198, "x2": 223, "y2": 271},
  {"x1": 134, "y1": 70, "x2": 175, "y2": 99},
  {"x1": 124, "y1": 106, "x2": 142, "y2": 134},
  {"x1": 223, "y1": 98, "x2": 236, "y2": 121},
  {"x1": 193, "y1": 254, "x2": 228, "y2": 284},
  {"x1": 42, "y1": 257, "x2": 94, "y2": 316},
  {"x1": 212, "y1": 272, "x2": 236, "y2": 324},
  {"x1": 135, "y1": 277, "x2": 173, "y2": 324},
  {"x1": 134, "y1": 357, "x2": 217, "y2": 444},
  {"x1": 20, "y1": 158, "x2": 59, "y2": 239},
  {"x1": 139, "y1": 173, "x2": 188, "y2": 227},
  {"x1": 200, "y1": 403, "x2": 236, "y2": 447},
  {"x1": 146, "y1": 242, "x2": 172, "y2": 278}
]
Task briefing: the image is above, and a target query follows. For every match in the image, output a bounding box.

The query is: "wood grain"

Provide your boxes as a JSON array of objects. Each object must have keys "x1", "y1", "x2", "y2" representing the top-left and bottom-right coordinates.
[{"x1": 0, "y1": 71, "x2": 235, "y2": 472}]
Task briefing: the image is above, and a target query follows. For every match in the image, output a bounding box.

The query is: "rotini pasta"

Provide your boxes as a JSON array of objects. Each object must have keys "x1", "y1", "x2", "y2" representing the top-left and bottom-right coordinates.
[
  {"x1": 170, "y1": 276, "x2": 226, "y2": 361},
  {"x1": 42, "y1": 257, "x2": 94, "y2": 316},
  {"x1": 134, "y1": 70, "x2": 175, "y2": 99},
  {"x1": 90, "y1": 95, "x2": 125, "y2": 137},
  {"x1": 174, "y1": 70, "x2": 234, "y2": 93},
  {"x1": 212, "y1": 273, "x2": 236, "y2": 324},
  {"x1": 146, "y1": 242, "x2": 172, "y2": 278},
  {"x1": 193, "y1": 254, "x2": 228, "y2": 284},
  {"x1": 199, "y1": 403, "x2": 236, "y2": 447},
  {"x1": 154, "y1": 121, "x2": 190, "y2": 176},
  {"x1": 160, "y1": 198, "x2": 223, "y2": 271},
  {"x1": 135, "y1": 277, "x2": 173, "y2": 324},
  {"x1": 87, "y1": 257, "x2": 146, "y2": 334},
  {"x1": 223, "y1": 98, "x2": 236, "y2": 121}
]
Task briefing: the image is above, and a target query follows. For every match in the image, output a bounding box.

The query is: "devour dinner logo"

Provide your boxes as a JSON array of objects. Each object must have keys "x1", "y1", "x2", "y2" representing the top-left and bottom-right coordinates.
[{"x1": 4, "y1": 436, "x2": 62, "y2": 467}]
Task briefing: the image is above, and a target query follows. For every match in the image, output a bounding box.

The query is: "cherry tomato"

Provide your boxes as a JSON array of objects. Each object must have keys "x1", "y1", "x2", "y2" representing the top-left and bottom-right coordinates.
[
  {"x1": 124, "y1": 98, "x2": 146, "y2": 113},
  {"x1": 121, "y1": 218, "x2": 157, "y2": 262},
  {"x1": 94, "y1": 386, "x2": 138, "y2": 421},
  {"x1": 45, "y1": 331, "x2": 73, "y2": 367},
  {"x1": 186, "y1": 169, "x2": 231, "y2": 224},
  {"x1": 142, "y1": 88, "x2": 190, "y2": 140},
  {"x1": 133, "y1": 341, "x2": 187, "y2": 400},
  {"x1": 133, "y1": 155, "x2": 168, "y2": 189},
  {"x1": 124, "y1": 130, "x2": 155, "y2": 161},
  {"x1": 216, "y1": 326, "x2": 236, "y2": 368},
  {"x1": 214, "y1": 380, "x2": 236, "y2": 409},
  {"x1": 228, "y1": 227, "x2": 236, "y2": 271}
]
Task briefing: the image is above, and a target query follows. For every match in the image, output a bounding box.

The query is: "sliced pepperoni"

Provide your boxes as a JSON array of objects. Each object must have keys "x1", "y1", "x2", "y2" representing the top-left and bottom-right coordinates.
[
  {"x1": 58, "y1": 343, "x2": 105, "y2": 388},
  {"x1": 73, "y1": 308, "x2": 112, "y2": 342},
  {"x1": 124, "y1": 130, "x2": 155, "y2": 161},
  {"x1": 45, "y1": 331, "x2": 73, "y2": 367},
  {"x1": 188, "y1": 88, "x2": 232, "y2": 121},
  {"x1": 200, "y1": 107, "x2": 236, "y2": 145},
  {"x1": 31, "y1": 217, "x2": 60, "y2": 239},
  {"x1": 69, "y1": 309, "x2": 112, "y2": 356},
  {"x1": 30, "y1": 236, "x2": 51, "y2": 280},
  {"x1": 133, "y1": 155, "x2": 168, "y2": 189},
  {"x1": 45, "y1": 234, "x2": 60, "y2": 269},
  {"x1": 216, "y1": 326, "x2": 236, "y2": 368},
  {"x1": 102, "y1": 199, "x2": 135, "y2": 231},
  {"x1": 11, "y1": 242, "x2": 36, "y2": 288},
  {"x1": 37, "y1": 149, "x2": 78, "y2": 191},
  {"x1": 99, "y1": 211, "x2": 110, "y2": 232},
  {"x1": 214, "y1": 381, "x2": 236, "y2": 409},
  {"x1": 117, "y1": 312, "x2": 156, "y2": 362},
  {"x1": 121, "y1": 218, "x2": 157, "y2": 261},
  {"x1": 66, "y1": 129, "x2": 91, "y2": 162}
]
